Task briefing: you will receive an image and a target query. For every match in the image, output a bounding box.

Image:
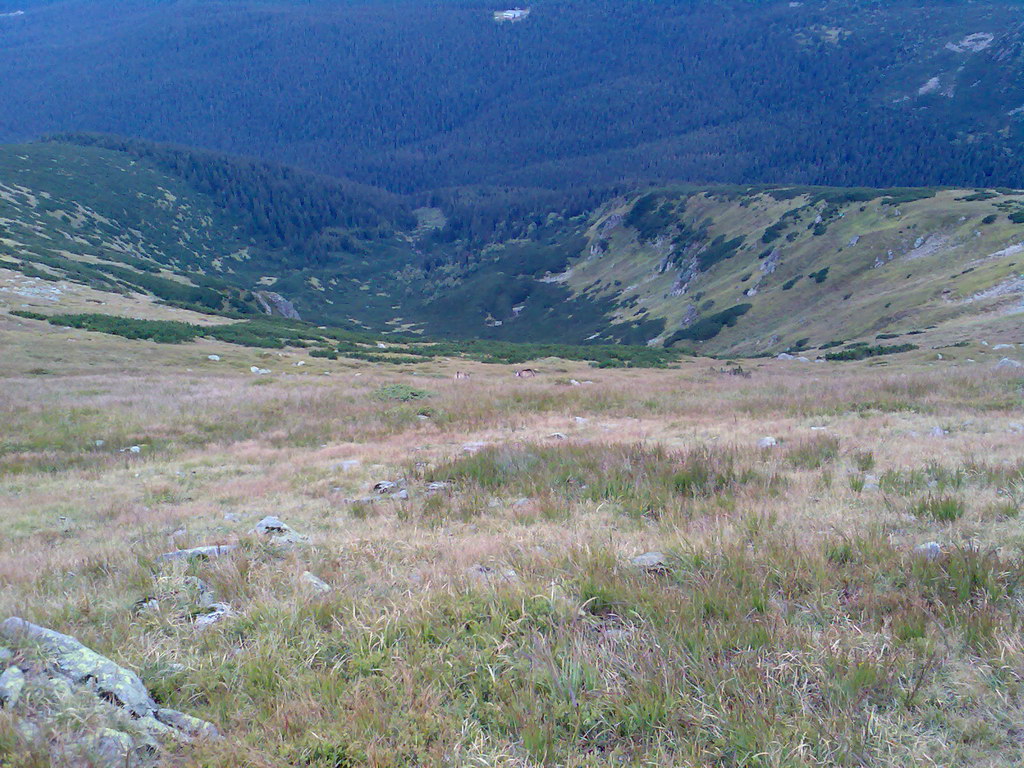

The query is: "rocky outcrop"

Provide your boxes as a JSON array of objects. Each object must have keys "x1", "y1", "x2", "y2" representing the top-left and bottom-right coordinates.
[
  {"x1": 0, "y1": 617, "x2": 220, "y2": 764},
  {"x1": 254, "y1": 290, "x2": 301, "y2": 320}
]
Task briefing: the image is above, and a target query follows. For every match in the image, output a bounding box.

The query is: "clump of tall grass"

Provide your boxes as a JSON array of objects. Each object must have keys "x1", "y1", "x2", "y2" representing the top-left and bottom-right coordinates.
[
  {"x1": 911, "y1": 494, "x2": 966, "y2": 522},
  {"x1": 429, "y1": 442, "x2": 781, "y2": 519},
  {"x1": 785, "y1": 434, "x2": 840, "y2": 470}
]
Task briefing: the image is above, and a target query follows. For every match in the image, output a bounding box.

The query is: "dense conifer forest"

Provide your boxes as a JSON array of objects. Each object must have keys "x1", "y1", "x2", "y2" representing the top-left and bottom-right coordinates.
[{"x1": 2, "y1": 0, "x2": 1024, "y2": 196}]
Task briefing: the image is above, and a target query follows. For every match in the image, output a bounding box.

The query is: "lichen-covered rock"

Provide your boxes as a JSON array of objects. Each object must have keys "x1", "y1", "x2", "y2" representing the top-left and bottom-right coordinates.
[
  {"x1": 631, "y1": 552, "x2": 669, "y2": 571},
  {"x1": 90, "y1": 728, "x2": 134, "y2": 768},
  {"x1": 156, "y1": 707, "x2": 221, "y2": 739},
  {"x1": 194, "y1": 603, "x2": 233, "y2": 628},
  {"x1": 465, "y1": 564, "x2": 519, "y2": 584},
  {"x1": 0, "y1": 616, "x2": 220, "y2": 748},
  {"x1": 301, "y1": 571, "x2": 332, "y2": 594},
  {"x1": 157, "y1": 544, "x2": 237, "y2": 562},
  {"x1": 252, "y1": 515, "x2": 307, "y2": 545},
  {"x1": 0, "y1": 665, "x2": 25, "y2": 708},
  {"x1": 0, "y1": 618, "x2": 156, "y2": 717}
]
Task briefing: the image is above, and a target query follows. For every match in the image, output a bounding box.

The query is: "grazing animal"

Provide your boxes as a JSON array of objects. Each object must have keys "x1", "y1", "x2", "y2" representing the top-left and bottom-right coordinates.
[
  {"x1": 454, "y1": 371, "x2": 471, "y2": 380},
  {"x1": 515, "y1": 368, "x2": 538, "y2": 378}
]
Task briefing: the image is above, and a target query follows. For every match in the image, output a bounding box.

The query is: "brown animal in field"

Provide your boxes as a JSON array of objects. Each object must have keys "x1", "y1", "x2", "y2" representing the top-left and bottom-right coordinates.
[
  {"x1": 515, "y1": 368, "x2": 538, "y2": 378},
  {"x1": 454, "y1": 371, "x2": 471, "y2": 380}
]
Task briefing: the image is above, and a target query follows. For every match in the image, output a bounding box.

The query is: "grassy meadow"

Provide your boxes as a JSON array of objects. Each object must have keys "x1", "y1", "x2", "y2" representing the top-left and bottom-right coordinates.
[{"x1": 2, "y1": 315, "x2": 1024, "y2": 767}]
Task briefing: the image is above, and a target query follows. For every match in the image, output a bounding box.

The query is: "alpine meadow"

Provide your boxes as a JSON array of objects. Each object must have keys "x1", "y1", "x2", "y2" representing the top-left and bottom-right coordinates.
[{"x1": 1, "y1": 2, "x2": 1024, "y2": 768}]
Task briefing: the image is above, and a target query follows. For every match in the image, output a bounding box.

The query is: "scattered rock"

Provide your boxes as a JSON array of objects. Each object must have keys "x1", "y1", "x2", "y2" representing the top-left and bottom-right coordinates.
[
  {"x1": 223, "y1": 512, "x2": 241, "y2": 522},
  {"x1": 777, "y1": 353, "x2": 796, "y2": 361},
  {"x1": 994, "y1": 344, "x2": 1015, "y2": 351},
  {"x1": 0, "y1": 647, "x2": 11, "y2": 664},
  {"x1": 863, "y1": 474, "x2": 880, "y2": 490},
  {"x1": 573, "y1": 416, "x2": 589, "y2": 424},
  {"x1": 758, "y1": 437, "x2": 777, "y2": 448},
  {"x1": 465, "y1": 564, "x2": 519, "y2": 584},
  {"x1": 914, "y1": 541, "x2": 942, "y2": 561},
  {"x1": 251, "y1": 515, "x2": 307, "y2": 545},
  {"x1": 569, "y1": 379, "x2": 582, "y2": 386},
  {"x1": 996, "y1": 357, "x2": 1023, "y2": 370},
  {"x1": 373, "y1": 481, "x2": 398, "y2": 494},
  {"x1": 0, "y1": 665, "x2": 25, "y2": 708},
  {"x1": 250, "y1": 366, "x2": 271, "y2": 375},
  {"x1": 930, "y1": 426, "x2": 948, "y2": 438},
  {"x1": 301, "y1": 571, "x2": 332, "y2": 594},
  {"x1": 121, "y1": 445, "x2": 141, "y2": 454},
  {"x1": 184, "y1": 577, "x2": 217, "y2": 608},
  {"x1": 194, "y1": 603, "x2": 233, "y2": 628},
  {"x1": 548, "y1": 432, "x2": 568, "y2": 440},
  {"x1": 207, "y1": 354, "x2": 221, "y2": 361},
  {"x1": 157, "y1": 544, "x2": 237, "y2": 562},
  {"x1": 631, "y1": 552, "x2": 669, "y2": 571},
  {"x1": 426, "y1": 481, "x2": 451, "y2": 492}
]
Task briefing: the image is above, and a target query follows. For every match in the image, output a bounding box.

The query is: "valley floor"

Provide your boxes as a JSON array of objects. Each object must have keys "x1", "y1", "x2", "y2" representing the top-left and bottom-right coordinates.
[{"x1": 1, "y1": 321, "x2": 1024, "y2": 767}]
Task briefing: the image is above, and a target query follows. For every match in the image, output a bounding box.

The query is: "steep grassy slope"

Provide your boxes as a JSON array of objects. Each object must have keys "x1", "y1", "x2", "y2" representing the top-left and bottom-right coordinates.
[{"x1": 564, "y1": 187, "x2": 1024, "y2": 355}]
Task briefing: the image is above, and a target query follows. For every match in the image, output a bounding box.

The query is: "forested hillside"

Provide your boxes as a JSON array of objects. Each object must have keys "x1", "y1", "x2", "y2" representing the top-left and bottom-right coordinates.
[
  {"x1": 2, "y1": 142, "x2": 1023, "y2": 356},
  {"x1": 1, "y1": 0, "x2": 1023, "y2": 193}
]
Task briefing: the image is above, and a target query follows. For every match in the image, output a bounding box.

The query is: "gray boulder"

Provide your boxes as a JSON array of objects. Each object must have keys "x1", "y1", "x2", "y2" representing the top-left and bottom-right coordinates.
[
  {"x1": 301, "y1": 571, "x2": 332, "y2": 594},
  {"x1": 915, "y1": 541, "x2": 942, "y2": 561},
  {"x1": 252, "y1": 515, "x2": 308, "y2": 545},
  {"x1": 0, "y1": 617, "x2": 156, "y2": 717},
  {"x1": 631, "y1": 552, "x2": 670, "y2": 571},
  {"x1": 0, "y1": 617, "x2": 220, "y2": 746},
  {"x1": 157, "y1": 544, "x2": 236, "y2": 563},
  {"x1": 194, "y1": 603, "x2": 233, "y2": 629},
  {"x1": 996, "y1": 357, "x2": 1023, "y2": 370},
  {"x1": 465, "y1": 564, "x2": 519, "y2": 584}
]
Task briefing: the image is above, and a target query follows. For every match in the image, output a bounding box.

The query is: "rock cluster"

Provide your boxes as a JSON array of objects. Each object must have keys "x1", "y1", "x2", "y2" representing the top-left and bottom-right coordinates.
[{"x1": 0, "y1": 617, "x2": 219, "y2": 766}]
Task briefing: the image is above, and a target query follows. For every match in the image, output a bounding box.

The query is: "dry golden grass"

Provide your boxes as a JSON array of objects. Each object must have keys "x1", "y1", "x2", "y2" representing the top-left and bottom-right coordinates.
[{"x1": 1, "y1": 321, "x2": 1024, "y2": 767}]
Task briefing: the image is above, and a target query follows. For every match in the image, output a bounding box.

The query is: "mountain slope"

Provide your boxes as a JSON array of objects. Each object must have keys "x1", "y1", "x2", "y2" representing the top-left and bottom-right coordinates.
[
  {"x1": 561, "y1": 186, "x2": 1024, "y2": 355},
  {"x1": 1, "y1": 0, "x2": 1023, "y2": 192},
  {"x1": 2, "y1": 141, "x2": 1023, "y2": 355}
]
